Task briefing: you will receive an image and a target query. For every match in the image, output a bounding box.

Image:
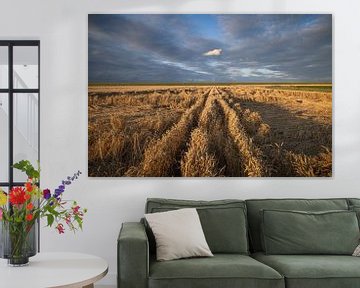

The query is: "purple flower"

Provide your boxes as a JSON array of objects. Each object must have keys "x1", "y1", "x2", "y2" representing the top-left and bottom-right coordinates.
[
  {"x1": 54, "y1": 171, "x2": 82, "y2": 199},
  {"x1": 43, "y1": 189, "x2": 51, "y2": 200},
  {"x1": 54, "y1": 189, "x2": 63, "y2": 198}
]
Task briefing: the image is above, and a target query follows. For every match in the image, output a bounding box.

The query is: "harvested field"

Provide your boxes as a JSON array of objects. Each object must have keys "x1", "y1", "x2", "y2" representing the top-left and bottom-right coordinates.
[{"x1": 88, "y1": 84, "x2": 332, "y2": 177}]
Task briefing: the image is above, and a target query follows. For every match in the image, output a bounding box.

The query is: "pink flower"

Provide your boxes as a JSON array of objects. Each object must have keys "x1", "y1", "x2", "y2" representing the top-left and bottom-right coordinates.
[
  {"x1": 56, "y1": 223, "x2": 65, "y2": 234},
  {"x1": 65, "y1": 214, "x2": 71, "y2": 225},
  {"x1": 72, "y1": 205, "x2": 80, "y2": 215},
  {"x1": 0, "y1": 208, "x2": 3, "y2": 220}
]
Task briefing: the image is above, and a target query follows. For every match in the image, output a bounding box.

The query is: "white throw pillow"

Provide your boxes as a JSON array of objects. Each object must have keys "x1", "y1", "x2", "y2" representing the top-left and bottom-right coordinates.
[
  {"x1": 145, "y1": 208, "x2": 213, "y2": 261},
  {"x1": 353, "y1": 244, "x2": 360, "y2": 256}
]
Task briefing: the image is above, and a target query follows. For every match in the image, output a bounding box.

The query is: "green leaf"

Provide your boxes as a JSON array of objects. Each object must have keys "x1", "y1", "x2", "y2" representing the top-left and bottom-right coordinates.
[
  {"x1": 47, "y1": 214, "x2": 54, "y2": 227},
  {"x1": 46, "y1": 205, "x2": 60, "y2": 217},
  {"x1": 74, "y1": 215, "x2": 83, "y2": 230},
  {"x1": 12, "y1": 160, "x2": 40, "y2": 180}
]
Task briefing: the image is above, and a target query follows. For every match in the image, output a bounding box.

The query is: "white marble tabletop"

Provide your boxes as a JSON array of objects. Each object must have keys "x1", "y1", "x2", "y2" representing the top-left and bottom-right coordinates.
[{"x1": 0, "y1": 252, "x2": 108, "y2": 288}]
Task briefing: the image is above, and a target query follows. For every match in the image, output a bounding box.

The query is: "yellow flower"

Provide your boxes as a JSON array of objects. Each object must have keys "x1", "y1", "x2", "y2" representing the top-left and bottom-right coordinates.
[{"x1": 0, "y1": 190, "x2": 7, "y2": 206}]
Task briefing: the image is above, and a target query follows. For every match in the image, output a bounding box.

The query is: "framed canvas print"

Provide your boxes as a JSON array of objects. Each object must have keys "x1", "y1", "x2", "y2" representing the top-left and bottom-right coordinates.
[{"x1": 88, "y1": 14, "x2": 332, "y2": 177}]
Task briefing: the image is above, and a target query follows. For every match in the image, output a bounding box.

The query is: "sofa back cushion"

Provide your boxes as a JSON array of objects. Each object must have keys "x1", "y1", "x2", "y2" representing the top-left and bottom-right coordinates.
[
  {"x1": 347, "y1": 199, "x2": 360, "y2": 228},
  {"x1": 145, "y1": 198, "x2": 249, "y2": 254},
  {"x1": 261, "y1": 209, "x2": 359, "y2": 255},
  {"x1": 348, "y1": 198, "x2": 360, "y2": 207},
  {"x1": 246, "y1": 198, "x2": 349, "y2": 252}
]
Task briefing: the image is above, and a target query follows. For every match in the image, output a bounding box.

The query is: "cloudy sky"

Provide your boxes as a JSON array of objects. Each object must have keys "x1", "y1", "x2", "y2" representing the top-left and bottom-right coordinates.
[{"x1": 88, "y1": 14, "x2": 332, "y2": 83}]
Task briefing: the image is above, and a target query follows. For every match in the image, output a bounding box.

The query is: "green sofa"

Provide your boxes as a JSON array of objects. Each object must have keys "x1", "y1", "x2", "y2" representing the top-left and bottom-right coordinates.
[{"x1": 118, "y1": 198, "x2": 360, "y2": 288}]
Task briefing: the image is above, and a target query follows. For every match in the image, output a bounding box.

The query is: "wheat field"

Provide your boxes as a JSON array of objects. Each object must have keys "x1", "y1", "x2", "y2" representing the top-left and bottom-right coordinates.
[{"x1": 88, "y1": 84, "x2": 332, "y2": 177}]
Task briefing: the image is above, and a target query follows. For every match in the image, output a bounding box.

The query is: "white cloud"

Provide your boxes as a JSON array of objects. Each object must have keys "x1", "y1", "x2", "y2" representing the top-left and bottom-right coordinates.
[
  {"x1": 226, "y1": 67, "x2": 288, "y2": 78},
  {"x1": 203, "y1": 48, "x2": 222, "y2": 56},
  {"x1": 154, "y1": 59, "x2": 211, "y2": 75}
]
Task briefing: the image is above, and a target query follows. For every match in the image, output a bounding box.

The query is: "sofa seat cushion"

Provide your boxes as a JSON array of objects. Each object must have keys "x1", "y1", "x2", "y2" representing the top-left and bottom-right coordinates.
[
  {"x1": 149, "y1": 254, "x2": 284, "y2": 288},
  {"x1": 253, "y1": 252, "x2": 360, "y2": 288}
]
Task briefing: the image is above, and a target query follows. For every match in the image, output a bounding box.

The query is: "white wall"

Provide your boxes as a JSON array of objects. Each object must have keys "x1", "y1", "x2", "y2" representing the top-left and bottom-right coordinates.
[{"x1": 1, "y1": 0, "x2": 360, "y2": 286}]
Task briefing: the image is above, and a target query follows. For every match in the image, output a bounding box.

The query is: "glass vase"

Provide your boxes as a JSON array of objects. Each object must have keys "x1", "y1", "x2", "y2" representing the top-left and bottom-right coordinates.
[{"x1": 0, "y1": 220, "x2": 37, "y2": 266}]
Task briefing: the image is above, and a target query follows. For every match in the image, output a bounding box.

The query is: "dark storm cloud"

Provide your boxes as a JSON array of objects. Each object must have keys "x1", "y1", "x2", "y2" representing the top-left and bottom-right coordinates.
[
  {"x1": 88, "y1": 14, "x2": 332, "y2": 83},
  {"x1": 215, "y1": 14, "x2": 332, "y2": 81}
]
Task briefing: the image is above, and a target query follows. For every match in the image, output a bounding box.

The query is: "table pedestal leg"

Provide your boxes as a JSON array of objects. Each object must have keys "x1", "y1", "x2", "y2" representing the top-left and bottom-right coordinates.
[{"x1": 82, "y1": 284, "x2": 94, "y2": 288}]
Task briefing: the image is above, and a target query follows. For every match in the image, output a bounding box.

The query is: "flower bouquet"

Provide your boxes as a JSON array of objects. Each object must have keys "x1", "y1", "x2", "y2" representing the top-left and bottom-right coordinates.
[{"x1": 0, "y1": 160, "x2": 87, "y2": 266}]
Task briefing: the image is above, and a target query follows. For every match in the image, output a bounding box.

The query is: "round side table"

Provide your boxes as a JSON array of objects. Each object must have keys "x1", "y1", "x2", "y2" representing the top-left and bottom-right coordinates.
[{"x1": 0, "y1": 252, "x2": 108, "y2": 288}]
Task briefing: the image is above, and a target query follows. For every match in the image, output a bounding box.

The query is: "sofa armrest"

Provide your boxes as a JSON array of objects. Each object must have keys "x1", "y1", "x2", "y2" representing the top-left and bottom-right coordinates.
[{"x1": 118, "y1": 222, "x2": 149, "y2": 288}]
